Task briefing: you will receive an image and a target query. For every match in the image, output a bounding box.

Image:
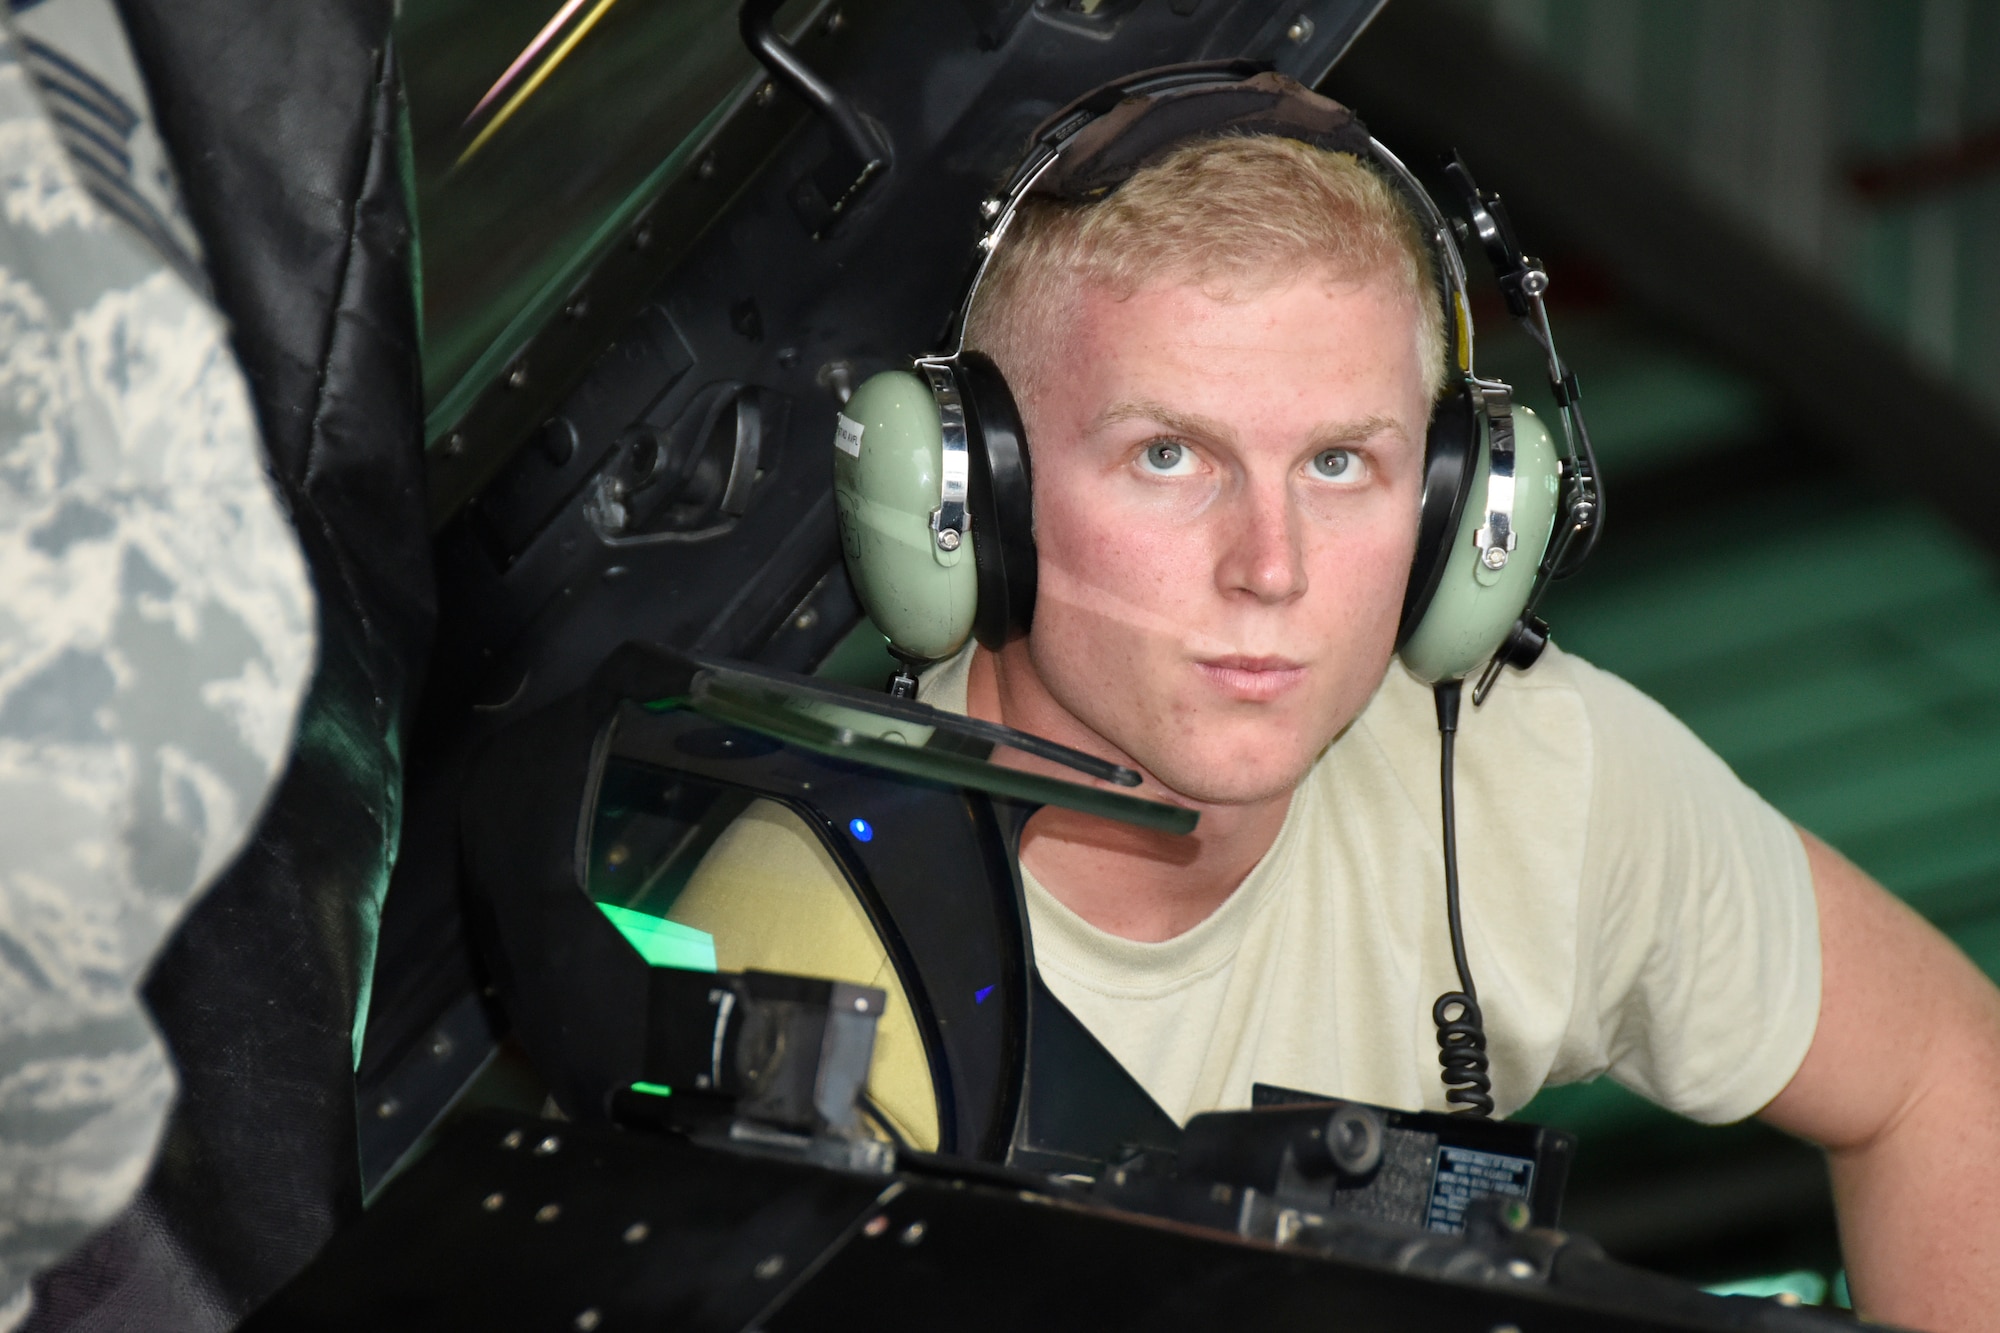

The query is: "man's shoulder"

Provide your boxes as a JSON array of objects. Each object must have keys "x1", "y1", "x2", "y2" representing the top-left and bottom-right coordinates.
[
  {"x1": 1311, "y1": 645, "x2": 1715, "y2": 880},
  {"x1": 1342, "y1": 645, "x2": 1601, "y2": 780},
  {"x1": 1348, "y1": 645, "x2": 1693, "y2": 766}
]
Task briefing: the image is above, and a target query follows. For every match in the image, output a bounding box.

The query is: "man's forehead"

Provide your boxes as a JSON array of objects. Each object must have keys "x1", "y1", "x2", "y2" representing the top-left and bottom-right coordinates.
[{"x1": 1040, "y1": 274, "x2": 1430, "y2": 408}]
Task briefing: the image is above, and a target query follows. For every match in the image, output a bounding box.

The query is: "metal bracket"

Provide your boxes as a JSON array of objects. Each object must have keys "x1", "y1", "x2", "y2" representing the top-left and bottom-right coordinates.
[
  {"x1": 918, "y1": 361, "x2": 969, "y2": 553},
  {"x1": 740, "y1": 0, "x2": 890, "y2": 227},
  {"x1": 1471, "y1": 379, "x2": 1517, "y2": 571}
]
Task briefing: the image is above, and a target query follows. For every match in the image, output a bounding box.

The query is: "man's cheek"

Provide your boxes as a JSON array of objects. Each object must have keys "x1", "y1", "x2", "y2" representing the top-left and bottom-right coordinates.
[{"x1": 1032, "y1": 546, "x2": 1231, "y2": 660}]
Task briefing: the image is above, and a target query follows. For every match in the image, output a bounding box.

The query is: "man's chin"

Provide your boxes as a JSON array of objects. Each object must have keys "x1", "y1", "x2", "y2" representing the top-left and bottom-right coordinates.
[{"x1": 1137, "y1": 745, "x2": 1319, "y2": 808}]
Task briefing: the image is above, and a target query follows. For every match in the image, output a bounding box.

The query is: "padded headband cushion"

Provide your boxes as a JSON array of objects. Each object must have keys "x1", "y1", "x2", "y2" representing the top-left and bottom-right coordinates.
[{"x1": 1029, "y1": 71, "x2": 1376, "y2": 203}]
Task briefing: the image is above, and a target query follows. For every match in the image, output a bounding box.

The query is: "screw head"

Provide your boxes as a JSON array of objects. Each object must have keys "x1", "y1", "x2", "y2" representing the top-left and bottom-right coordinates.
[
  {"x1": 1286, "y1": 14, "x2": 1315, "y2": 42},
  {"x1": 753, "y1": 1254, "x2": 786, "y2": 1280},
  {"x1": 755, "y1": 81, "x2": 776, "y2": 107},
  {"x1": 535, "y1": 1203, "x2": 561, "y2": 1223},
  {"x1": 534, "y1": 1135, "x2": 561, "y2": 1156},
  {"x1": 936, "y1": 528, "x2": 961, "y2": 552},
  {"x1": 482, "y1": 1192, "x2": 505, "y2": 1211},
  {"x1": 374, "y1": 1097, "x2": 399, "y2": 1119},
  {"x1": 624, "y1": 1222, "x2": 649, "y2": 1244},
  {"x1": 501, "y1": 1130, "x2": 524, "y2": 1150},
  {"x1": 575, "y1": 1310, "x2": 601, "y2": 1331},
  {"x1": 898, "y1": 1221, "x2": 926, "y2": 1246},
  {"x1": 1481, "y1": 545, "x2": 1510, "y2": 570}
]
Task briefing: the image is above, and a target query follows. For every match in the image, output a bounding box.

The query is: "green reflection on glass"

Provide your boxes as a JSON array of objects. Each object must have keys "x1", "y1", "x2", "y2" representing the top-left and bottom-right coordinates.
[
  {"x1": 630, "y1": 1081, "x2": 674, "y2": 1098},
  {"x1": 598, "y1": 901, "x2": 717, "y2": 971},
  {"x1": 396, "y1": 0, "x2": 818, "y2": 427}
]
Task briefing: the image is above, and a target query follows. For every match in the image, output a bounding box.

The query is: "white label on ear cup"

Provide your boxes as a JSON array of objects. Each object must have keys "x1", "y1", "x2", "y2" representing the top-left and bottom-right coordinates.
[{"x1": 834, "y1": 413, "x2": 864, "y2": 457}]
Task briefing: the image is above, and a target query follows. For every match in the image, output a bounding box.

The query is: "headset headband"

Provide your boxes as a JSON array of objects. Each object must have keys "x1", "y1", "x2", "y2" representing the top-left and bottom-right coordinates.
[{"x1": 936, "y1": 68, "x2": 1475, "y2": 380}]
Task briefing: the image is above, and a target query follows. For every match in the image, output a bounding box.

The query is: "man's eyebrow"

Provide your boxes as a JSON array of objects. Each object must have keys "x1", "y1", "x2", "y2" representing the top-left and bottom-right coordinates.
[
  {"x1": 1308, "y1": 414, "x2": 1409, "y2": 449},
  {"x1": 1091, "y1": 399, "x2": 1234, "y2": 443},
  {"x1": 1091, "y1": 400, "x2": 1409, "y2": 449}
]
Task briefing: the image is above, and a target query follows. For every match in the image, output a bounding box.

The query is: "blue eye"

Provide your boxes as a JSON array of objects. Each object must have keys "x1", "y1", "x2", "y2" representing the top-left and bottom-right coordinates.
[
  {"x1": 1311, "y1": 448, "x2": 1363, "y2": 482},
  {"x1": 1139, "y1": 440, "x2": 1196, "y2": 475}
]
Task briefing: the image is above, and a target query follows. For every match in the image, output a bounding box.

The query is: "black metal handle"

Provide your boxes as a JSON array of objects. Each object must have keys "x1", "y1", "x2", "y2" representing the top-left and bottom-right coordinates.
[{"x1": 740, "y1": 0, "x2": 890, "y2": 189}]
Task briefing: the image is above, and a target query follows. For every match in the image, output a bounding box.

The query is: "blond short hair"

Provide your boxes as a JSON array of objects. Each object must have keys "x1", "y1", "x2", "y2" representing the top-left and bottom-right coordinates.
[{"x1": 965, "y1": 134, "x2": 1449, "y2": 407}]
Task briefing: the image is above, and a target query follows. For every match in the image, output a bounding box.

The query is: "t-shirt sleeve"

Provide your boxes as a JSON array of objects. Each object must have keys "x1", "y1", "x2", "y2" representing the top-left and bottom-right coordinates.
[{"x1": 1560, "y1": 655, "x2": 1822, "y2": 1124}]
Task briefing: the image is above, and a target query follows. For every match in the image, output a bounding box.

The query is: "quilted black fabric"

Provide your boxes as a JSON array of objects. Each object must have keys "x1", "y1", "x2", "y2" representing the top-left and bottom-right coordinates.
[{"x1": 25, "y1": 3, "x2": 433, "y2": 1328}]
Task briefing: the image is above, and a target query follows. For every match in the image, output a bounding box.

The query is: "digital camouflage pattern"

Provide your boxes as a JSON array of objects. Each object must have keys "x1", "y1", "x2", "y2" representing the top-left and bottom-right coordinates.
[{"x1": 0, "y1": 0, "x2": 315, "y2": 1324}]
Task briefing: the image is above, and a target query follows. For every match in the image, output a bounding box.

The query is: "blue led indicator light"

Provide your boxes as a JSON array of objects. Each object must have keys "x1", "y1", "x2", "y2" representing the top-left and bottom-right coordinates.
[
  {"x1": 848, "y1": 817, "x2": 874, "y2": 842},
  {"x1": 974, "y1": 985, "x2": 995, "y2": 1006}
]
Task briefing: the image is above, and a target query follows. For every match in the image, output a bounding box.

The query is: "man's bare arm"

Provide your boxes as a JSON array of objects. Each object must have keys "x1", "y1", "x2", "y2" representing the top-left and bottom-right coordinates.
[{"x1": 1759, "y1": 828, "x2": 2000, "y2": 1331}]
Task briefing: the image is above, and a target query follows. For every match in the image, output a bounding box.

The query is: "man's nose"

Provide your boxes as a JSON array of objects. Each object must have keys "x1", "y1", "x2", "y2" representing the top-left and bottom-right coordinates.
[{"x1": 1215, "y1": 479, "x2": 1307, "y2": 604}]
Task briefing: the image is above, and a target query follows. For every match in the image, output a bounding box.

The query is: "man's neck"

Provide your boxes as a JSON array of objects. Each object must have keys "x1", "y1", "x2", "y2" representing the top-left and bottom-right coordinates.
[{"x1": 965, "y1": 644, "x2": 1294, "y2": 943}]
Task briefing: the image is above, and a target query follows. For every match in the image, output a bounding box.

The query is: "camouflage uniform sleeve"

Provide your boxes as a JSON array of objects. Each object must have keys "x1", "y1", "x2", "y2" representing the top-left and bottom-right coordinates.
[{"x1": 0, "y1": 2, "x2": 316, "y2": 1325}]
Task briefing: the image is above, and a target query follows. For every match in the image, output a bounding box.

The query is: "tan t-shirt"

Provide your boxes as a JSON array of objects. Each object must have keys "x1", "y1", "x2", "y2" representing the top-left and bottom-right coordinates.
[{"x1": 670, "y1": 644, "x2": 1821, "y2": 1150}]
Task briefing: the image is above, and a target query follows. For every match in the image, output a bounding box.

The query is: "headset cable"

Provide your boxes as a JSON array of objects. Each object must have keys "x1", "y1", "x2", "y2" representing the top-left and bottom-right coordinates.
[{"x1": 1432, "y1": 679, "x2": 1494, "y2": 1116}]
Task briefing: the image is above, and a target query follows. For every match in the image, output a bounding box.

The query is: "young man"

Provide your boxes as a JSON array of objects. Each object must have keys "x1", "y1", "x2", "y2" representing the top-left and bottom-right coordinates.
[{"x1": 672, "y1": 131, "x2": 2000, "y2": 1329}]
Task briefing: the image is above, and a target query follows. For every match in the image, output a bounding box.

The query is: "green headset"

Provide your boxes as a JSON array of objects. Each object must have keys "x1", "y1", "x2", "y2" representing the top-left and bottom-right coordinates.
[{"x1": 832, "y1": 66, "x2": 1601, "y2": 700}]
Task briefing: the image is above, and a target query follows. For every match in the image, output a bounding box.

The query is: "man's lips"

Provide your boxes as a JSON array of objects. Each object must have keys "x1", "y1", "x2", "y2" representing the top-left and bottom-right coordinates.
[{"x1": 1194, "y1": 655, "x2": 1308, "y2": 702}]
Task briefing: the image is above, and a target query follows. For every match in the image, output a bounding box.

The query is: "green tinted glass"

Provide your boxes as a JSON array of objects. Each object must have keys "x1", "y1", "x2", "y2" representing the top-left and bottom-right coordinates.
[
  {"x1": 396, "y1": 0, "x2": 811, "y2": 427},
  {"x1": 684, "y1": 666, "x2": 1200, "y2": 837}
]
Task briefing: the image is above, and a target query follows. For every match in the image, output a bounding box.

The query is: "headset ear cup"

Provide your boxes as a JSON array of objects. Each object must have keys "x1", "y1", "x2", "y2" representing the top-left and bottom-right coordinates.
[
  {"x1": 957, "y1": 351, "x2": 1037, "y2": 648},
  {"x1": 832, "y1": 369, "x2": 980, "y2": 661},
  {"x1": 1397, "y1": 384, "x2": 1478, "y2": 649},
  {"x1": 1399, "y1": 399, "x2": 1563, "y2": 684}
]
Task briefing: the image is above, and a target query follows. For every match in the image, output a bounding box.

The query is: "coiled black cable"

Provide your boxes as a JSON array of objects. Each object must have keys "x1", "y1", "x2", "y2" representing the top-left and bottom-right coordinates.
[{"x1": 1431, "y1": 680, "x2": 1494, "y2": 1117}]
